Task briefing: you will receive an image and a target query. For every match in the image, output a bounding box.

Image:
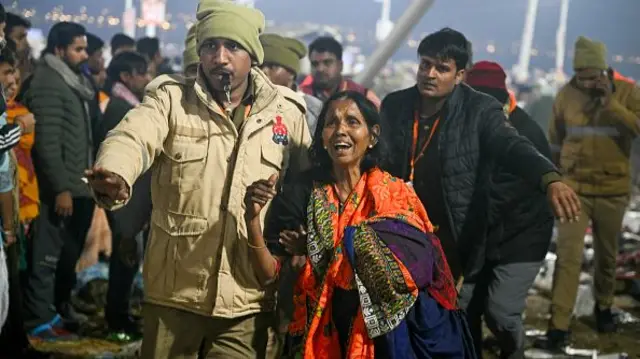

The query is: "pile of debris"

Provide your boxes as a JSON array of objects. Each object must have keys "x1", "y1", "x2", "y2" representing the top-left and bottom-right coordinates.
[{"x1": 525, "y1": 200, "x2": 640, "y2": 358}]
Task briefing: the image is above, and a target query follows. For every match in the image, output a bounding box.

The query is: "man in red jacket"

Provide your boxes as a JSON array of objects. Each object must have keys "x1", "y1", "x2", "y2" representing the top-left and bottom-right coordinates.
[{"x1": 299, "y1": 36, "x2": 380, "y2": 108}]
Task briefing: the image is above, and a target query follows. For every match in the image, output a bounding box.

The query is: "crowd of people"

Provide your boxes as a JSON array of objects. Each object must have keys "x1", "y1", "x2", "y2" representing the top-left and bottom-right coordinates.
[{"x1": 0, "y1": 1, "x2": 638, "y2": 358}]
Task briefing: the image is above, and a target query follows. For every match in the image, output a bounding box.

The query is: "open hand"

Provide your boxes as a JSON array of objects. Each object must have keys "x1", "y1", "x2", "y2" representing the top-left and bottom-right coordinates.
[
  {"x1": 547, "y1": 181, "x2": 581, "y2": 223},
  {"x1": 244, "y1": 173, "x2": 278, "y2": 220},
  {"x1": 15, "y1": 113, "x2": 35, "y2": 134},
  {"x1": 279, "y1": 225, "x2": 307, "y2": 256},
  {"x1": 3, "y1": 231, "x2": 17, "y2": 247},
  {"x1": 84, "y1": 167, "x2": 129, "y2": 203}
]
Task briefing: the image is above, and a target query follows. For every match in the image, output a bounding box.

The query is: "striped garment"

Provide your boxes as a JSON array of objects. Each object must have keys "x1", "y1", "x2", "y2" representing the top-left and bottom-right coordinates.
[{"x1": 0, "y1": 123, "x2": 21, "y2": 154}]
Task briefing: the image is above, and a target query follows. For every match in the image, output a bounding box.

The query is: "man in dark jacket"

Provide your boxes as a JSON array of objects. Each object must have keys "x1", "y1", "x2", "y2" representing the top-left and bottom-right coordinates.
[
  {"x1": 380, "y1": 28, "x2": 579, "y2": 287},
  {"x1": 22, "y1": 21, "x2": 95, "y2": 338},
  {"x1": 98, "y1": 51, "x2": 152, "y2": 340},
  {"x1": 463, "y1": 61, "x2": 554, "y2": 359}
]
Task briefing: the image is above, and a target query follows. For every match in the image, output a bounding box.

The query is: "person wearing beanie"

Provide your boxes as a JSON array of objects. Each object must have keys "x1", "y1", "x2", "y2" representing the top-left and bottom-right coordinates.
[
  {"x1": 182, "y1": 23, "x2": 199, "y2": 77},
  {"x1": 260, "y1": 33, "x2": 322, "y2": 134},
  {"x1": 381, "y1": 28, "x2": 579, "y2": 302},
  {"x1": 464, "y1": 61, "x2": 554, "y2": 359},
  {"x1": 543, "y1": 36, "x2": 640, "y2": 350},
  {"x1": 85, "y1": 1, "x2": 311, "y2": 358}
]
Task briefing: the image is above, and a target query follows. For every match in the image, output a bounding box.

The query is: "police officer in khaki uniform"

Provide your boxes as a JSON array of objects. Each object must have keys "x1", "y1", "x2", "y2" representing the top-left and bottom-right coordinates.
[
  {"x1": 259, "y1": 34, "x2": 323, "y2": 135},
  {"x1": 544, "y1": 36, "x2": 640, "y2": 349},
  {"x1": 85, "y1": 1, "x2": 311, "y2": 358},
  {"x1": 182, "y1": 22, "x2": 198, "y2": 78}
]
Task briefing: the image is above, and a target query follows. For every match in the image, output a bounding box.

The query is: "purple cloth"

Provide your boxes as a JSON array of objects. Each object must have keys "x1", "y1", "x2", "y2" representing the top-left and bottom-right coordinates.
[
  {"x1": 369, "y1": 220, "x2": 434, "y2": 289},
  {"x1": 343, "y1": 219, "x2": 477, "y2": 358}
]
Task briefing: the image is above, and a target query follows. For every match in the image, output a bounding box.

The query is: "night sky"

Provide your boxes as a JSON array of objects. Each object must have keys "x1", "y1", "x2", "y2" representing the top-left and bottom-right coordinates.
[{"x1": 14, "y1": 0, "x2": 640, "y2": 78}]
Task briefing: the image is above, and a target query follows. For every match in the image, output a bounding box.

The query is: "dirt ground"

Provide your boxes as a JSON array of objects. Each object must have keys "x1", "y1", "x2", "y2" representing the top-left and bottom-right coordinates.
[
  {"x1": 483, "y1": 293, "x2": 640, "y2": 359},
  {"x1": 31, "y1": 283, "x2": 640, "y2": 358}
]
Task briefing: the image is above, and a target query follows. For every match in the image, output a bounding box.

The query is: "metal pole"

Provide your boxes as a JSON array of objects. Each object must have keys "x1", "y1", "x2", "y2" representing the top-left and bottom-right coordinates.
[
  {"x1": 375, "y1": 0, "x2": 393, "y2": 42},
  {"x1": 146, "y1": 25, "x2": 157, "y2": 37},
  {"x1": 354, "y1": 0, "x2": 436, "y2": 88},
  {"x1": 555, "y1": 0, "x2": 570, "y2": 82},
  {"x1": 122, "y1": 0, "x2": 136, "y2": 38},
  {"x1": 513, "y1": 0, "x2": 540, "y2": 83}
]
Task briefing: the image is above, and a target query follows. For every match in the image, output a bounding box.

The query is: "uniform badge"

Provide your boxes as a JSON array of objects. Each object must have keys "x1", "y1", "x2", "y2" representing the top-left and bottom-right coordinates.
[{"x1": 272, "y1": 116, "x2": 289, "y2": 145}]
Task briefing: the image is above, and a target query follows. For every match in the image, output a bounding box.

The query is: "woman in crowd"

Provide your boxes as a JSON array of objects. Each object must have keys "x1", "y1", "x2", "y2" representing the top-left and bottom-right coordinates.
[{"x1": 244, "y1": 91, "x2": 476, "y2": 358}]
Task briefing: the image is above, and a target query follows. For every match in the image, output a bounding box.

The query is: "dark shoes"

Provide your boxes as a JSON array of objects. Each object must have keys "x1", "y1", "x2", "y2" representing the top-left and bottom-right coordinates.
[
  {"x1": 594, "y1": 304, "x2": 617, "y2": 334},
  {"x1": 534, "y1": 329, "x2": 569, "y2": 352},
  {"x1": 537, "y1": 304, "x2": 617, "y2": 353}
]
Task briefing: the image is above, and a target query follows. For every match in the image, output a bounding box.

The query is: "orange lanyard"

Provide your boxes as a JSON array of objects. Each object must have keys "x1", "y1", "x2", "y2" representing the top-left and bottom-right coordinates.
[{"x1": 409, "y1": 111, "x2": 440, "y2": 183}]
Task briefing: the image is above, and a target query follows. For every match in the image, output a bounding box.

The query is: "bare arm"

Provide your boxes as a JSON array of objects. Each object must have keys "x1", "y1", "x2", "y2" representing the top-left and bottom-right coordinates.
[
  {"x1": 0, "y1": 192, "x2": 15, "y2": 240},
  {"x1": 244, "y1": 174, "x2": 306, "y2": 286},
  {"x1": 0, "y1": 160, "x2": 16, "y2": 245},
  {"x1": 246, "y1": 216, "x2": 281, "y2": 286}
]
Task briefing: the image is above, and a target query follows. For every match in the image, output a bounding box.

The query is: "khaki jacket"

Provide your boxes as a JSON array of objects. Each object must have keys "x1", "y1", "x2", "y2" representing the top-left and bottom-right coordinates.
[
  {"x1": 94, "y1": 68, "x2": 311, "y2": 318},
  {"x1": 549, "y1": 79, "x2": 640, "y2": 196}
]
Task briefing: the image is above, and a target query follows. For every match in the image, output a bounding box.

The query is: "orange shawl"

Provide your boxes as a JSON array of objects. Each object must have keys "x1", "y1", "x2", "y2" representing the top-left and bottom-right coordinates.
[
  {"x1": 505, "y1": 90, "x2": 518, "y2": 116},
  {"x1": 6, "y1": 100, "x2": 39, "y2": 222},
  {"x1": 290, "y1": 168, "x2": 456, "y2": 358}
]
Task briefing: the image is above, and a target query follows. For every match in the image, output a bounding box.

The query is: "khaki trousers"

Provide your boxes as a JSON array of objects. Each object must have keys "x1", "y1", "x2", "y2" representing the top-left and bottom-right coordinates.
[
  {"x1": 549, "y1": 195, "x2": 627, "y2": 330},
  {"x1": 141, "y1": 303, "x2": 282, "y2": 359}
]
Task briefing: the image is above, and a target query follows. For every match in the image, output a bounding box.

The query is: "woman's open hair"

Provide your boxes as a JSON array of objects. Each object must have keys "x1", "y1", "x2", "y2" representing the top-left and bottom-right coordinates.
[{"x1": 309, "y1": 90, "x2": 389, "y2": 182}]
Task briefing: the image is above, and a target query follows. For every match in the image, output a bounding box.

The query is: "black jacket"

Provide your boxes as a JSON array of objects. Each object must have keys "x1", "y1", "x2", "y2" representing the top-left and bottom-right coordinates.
[
  {"x1": 487, "y1": 106, "x2": 554, "y2": 264},
  {"x1": 96, "y1": 96, "x2": 131, "y2": 148},
  {"x1": 24, "y1": 62, "x2": 97, "y2": 199},
  {"x1": 381, "y1": 84, "x2": 557, "y2": 279}
]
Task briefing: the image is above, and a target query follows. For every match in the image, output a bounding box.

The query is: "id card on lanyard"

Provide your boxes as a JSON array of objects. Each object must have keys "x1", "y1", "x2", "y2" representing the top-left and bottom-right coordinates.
[{"x1": 408, "y1": 110, "x2": 440, "y2": 185}]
